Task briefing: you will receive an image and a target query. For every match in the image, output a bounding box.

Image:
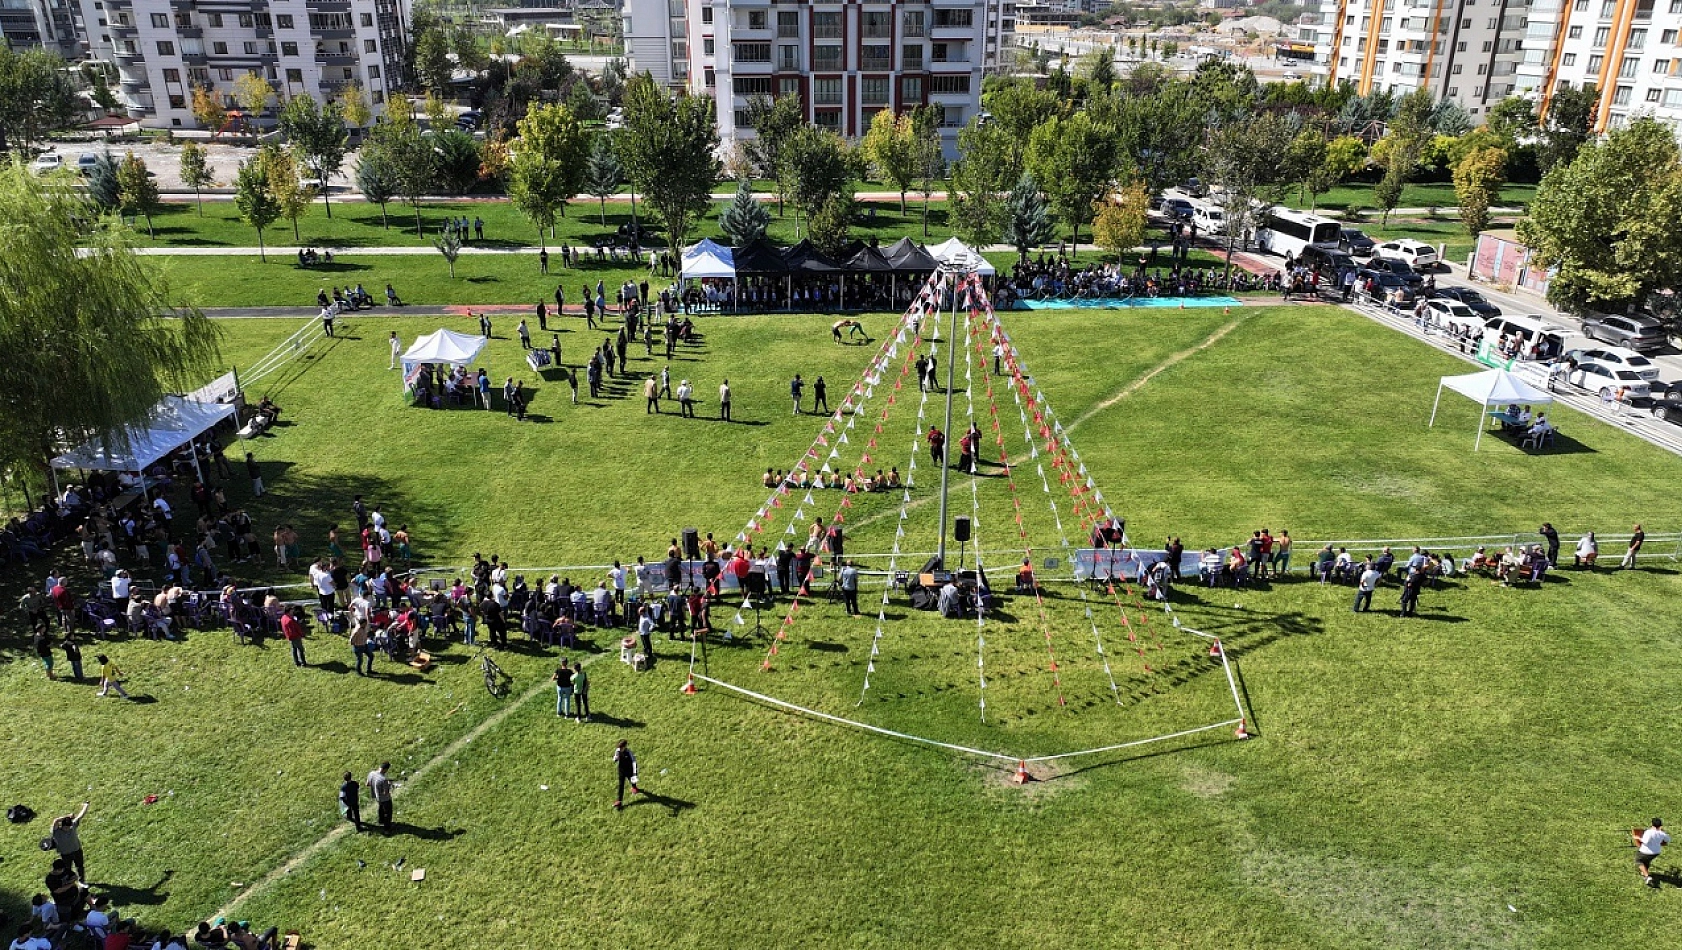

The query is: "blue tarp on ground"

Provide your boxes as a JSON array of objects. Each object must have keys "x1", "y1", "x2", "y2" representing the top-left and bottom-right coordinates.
[{"x1": 1015, "y1": 296, "x2": 1243, "y2": 310}]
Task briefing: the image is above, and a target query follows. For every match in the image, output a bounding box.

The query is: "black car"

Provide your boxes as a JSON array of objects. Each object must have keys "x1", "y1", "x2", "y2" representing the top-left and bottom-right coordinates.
[
  {"x1": 1338, "y1": 227, "x2": 1376, "y2": 256},
  {"x1": 1162, "y1": 198, "x2": 1194, "y2": 220},
  {"x1": 1356, "y1": 268, "x2": 1417, "y2": 305},
  {"x1": 1430, "y1": 285, "x2": 1502, "y2": 317},
  {"x1": 1299, "y1": 245, "x2": 1356, "y2": 278},
  {"x1": 1365, "y1": 256, "x2": 1425, "y2": 289},
  {"x1": 1652, "y1": 383, "x2": 1682, "y2": 426}
]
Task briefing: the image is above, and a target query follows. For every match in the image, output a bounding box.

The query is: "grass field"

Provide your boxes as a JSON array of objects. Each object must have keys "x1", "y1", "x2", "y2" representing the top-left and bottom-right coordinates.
[
  {"x1": 5, "y1": 303, "x2": 1682, "y2": 948},
  {"x1": 1281, "y1": 181, "x2": 1538, "y2": 214}
]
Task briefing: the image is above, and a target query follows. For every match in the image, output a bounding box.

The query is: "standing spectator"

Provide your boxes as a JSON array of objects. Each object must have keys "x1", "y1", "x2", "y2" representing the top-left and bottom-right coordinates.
[
  {"x1": 1634, "y1": 818, "x2": 1670, "y2": 887},
  {"x1": 553, "y1": 660, "x2": 576, "y2": 719},
  {"x1": 676, "y1": 379, "x2": 694, "y2": 417},
  {"x1": 1538, "y1": 523, "x2": 1560, "y2": 565},
  {"x1": 309, "y1": 558, "x2": 336, "y2": 614},
  {"x1": 474, "y1": 216, "x2": 484, "y2": 241},
  {"x1": 572, "y1": 662, "x2": 590, "y2": 723},
  {"x1": 95, "y1": 654, "x2": 130, "y2": 699},
  {"x1": 339, "y1": 772, "x2": 362, "y2": 831},
  {"x1": 1622, "y1": 523, "x2": 1645, "y2": 569},
  {"x1": 926, "y1": 426, "x2": 946, "y2": 468},
  {"x1": 63, "y1": 637, "x2": 83, "y2": 681},
  {"x1": 388, "y1": 331, "x2": 401, "y2": 370},
  {"x1": 775, "y1": 542, "x2": 793, "y2": 593},
  {"x1": 20, "y1": 588, "x2": 48, "y2": 635},
  {"x1": 51, "y1": 803, "x2": 89, "y2": 881},
  {"x1": 1353, "y1": 563, "x2": 1381, "y2": 613},
  {"x1": 32, "y1": 629, "x2": 55, "y2": 680},
  {"x1": 790, "y1": 374, "x2": 804, "y2": 415},
  {"x1": 280, "y1": 607, "x2": 308, "y2": 667},
  {"x1": 718, "y1": 379, "x2": 732, "y2": 421},
  {"x1": 636, "y1": 605, "x2": 656, "y2": 668},
  {"x1": 539, "y1": 248, "x2": 549, "y2": 274},
  {"x1": 366, "y1": 762, "x2": 395, "y2": 833},
  {"x1": 839, "y1": 560, "x2": 860, "y2": 616},
  {"x1": 612, "y1": 740, "x2": 642, "y2": 809},
  {"x1": 813, "y1": 375, "x2": 828, "y2": 414},
  {"x1": 518, "y1": 319, "x2": 532, "y2": 350},
  {"x1": 350, "y1": 615, "x2": 375, "y2": 676},
  {"x1": 644, "y1": 376, "x2": 661, "y2": 414}
]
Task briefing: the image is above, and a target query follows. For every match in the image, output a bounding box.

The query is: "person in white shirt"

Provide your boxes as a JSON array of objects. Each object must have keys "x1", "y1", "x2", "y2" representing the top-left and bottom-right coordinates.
[
  {"x1": 1527, "y1": 414, "x2": 1552, "y2": 437},
  {"x1": 110, "y1": 571, "x2": 131, "y2": 601},
  {"x1": 9, "y1": 927, "x2": 51, "y2": 950},
  {"x1": 1634, "y1": 817, "x2": 1670, "y2": 886},
  {"x1": 389, "y1": 332, "x2": 401, "y2": 370}
]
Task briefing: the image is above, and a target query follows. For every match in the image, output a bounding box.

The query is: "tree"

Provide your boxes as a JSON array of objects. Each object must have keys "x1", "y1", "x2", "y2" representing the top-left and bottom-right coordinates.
[
  {"x1": 808, "y1": 194, "x2": 853, "y2": 257},
  {"x1": 0, "y1": 48, "x2": 80, "y2": 153},
  {"x1": 1453, "y1": 145, "x2": 1507, "y2": 236},
  {"x1": 743, "y1": 94, "x2": 805, "y2": 216},
  {"x1": 414, "y1": 28, "x2": 453, "y2": 96},
  {"x1": 1026, "y1": 111, "x2": 1116, "y2": 246},
  {"x1": 583, "y1": 133, "x2": 624, "y2": 224},
  {"x1": 85, "y1": 66, "x2": 118, "y2": 114},
  {"x1": 949, "y1": 116, "x2": 1013, "y2": 248},
  {"x1": 784, "y1": 126, "x2": 856, "y2": 240},
  {"x1": 232, "y1": 72, "x2": 276, "y2": 120},
  {"x1": 565, "y1": 81, "x2": 603, "y2": 122},
  {"x1": 980, "y1": 79, "x2": 1058, "y2": 183},
  {"x1": 115, "y1": 152, "x2": 160, "y2": 237},
  {"x1": 1000, "y1": 173, "x2": 1056, "y2": 264},
  {"x1": 1283, "y1": 129, "x2": 1328, "y2": 206},
  {"x1": 234, "y1": 152, "x2": 281, "y2": 261},
  {"x1": 1518, "y1": 118, "x2": 1682, "y2": 312},
  {"x1": 84, "y1": 151, "x2": 120, "y2": 210},
  {"x1": 718, "y1": 178, "x2": 771, "y2": 246},
  {"x1": 1372, "y1": 88, "x2": 1435, "y2": 225},
  {"x1": 1093, "y1": 180, "x2": 1150, "y2": 261},
  {"x1": 278, "y1": 95, "x2": 350, "y2": 217},
  {"x1": 430, "y1": 129, "x2": 482, "y2": 195},
  {"x1": 1082, "y1": 48, "x2": 1116, "y2": 92},
  {"x1": 422, "y1": 92, "x2": 454, "y2": 131},
  {"x1": 617, "y1": 73, "x2": 721, "y2": 253},
  {"x1": 178, "y1": 142, "x2": 213, "y2": 216},
  {"x1": 354, "y1": 143, "x2": 399, "y2": 228},
  {"x1": 190, "y1": 84, "x2": 227, "y2": 136},
  {"x1": 1205, "y1": 113, "x2": 1293, "y2": 277},
  {"x1": 265, "y1": 146, "x2": 317, "y2": 243},
  {"x1": 861, "y1": 109, "x2": 918, "y2": 214},
  {"x1": 0, "y1": 163, "x2": 222, "y2": 493},
  {"x1": 507, "y1": 101, "x2": 590, "y2": 245},
  {"x1": 340, "y1": 82, "x2": 372, "y2": 129},
  {"x1": 1484, "y1": 96, "x2": 1537, "y2": 148},
  {"x1": 1538, "y1": 84, "x2": 1597, "y2": 174},
  {"x1": 369, "y1": 96, "x2": 436, "y2": 235},
  {"x1": 434, "y1": 224, "x2": 462, "y2": 277},
  {"x1": 910, "y1": 105, "x2": 945, "y2": 238}
]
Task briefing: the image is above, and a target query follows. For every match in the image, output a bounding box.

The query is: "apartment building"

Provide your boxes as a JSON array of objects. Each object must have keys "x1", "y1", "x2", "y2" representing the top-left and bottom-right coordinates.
[
  {"x1": 1, "y1": 0, "x2": 79, "y2": 55},
  {"x1": 1307, "y1": 0, "x2": 1531, "y2": 118},
  {"x1": 1517, "y1": 0, "x2": 1682, "y2": 133},
  {"x1": 624, "y1": 0, "x2": 1014, "y2": 155},
  {"x1": 77, "y1": 0, "x2": 411, "y2": 130}
]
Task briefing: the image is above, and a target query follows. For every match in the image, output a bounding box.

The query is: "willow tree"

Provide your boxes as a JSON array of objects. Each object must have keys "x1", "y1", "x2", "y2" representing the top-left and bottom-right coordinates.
[{"x1": 0, "y1": 160, "x2": 222, "y2": 494}]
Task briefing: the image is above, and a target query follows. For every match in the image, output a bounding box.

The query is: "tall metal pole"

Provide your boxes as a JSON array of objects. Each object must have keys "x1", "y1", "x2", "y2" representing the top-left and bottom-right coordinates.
[{"x1": 934, "y1": 268, "x2": 964, "y2": 567}]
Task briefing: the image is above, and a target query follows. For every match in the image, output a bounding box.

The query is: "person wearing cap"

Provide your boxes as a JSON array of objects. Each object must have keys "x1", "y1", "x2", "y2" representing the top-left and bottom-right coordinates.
[{"x1": 1634, "y1": 817, "x2": 1670, "y2": 886}]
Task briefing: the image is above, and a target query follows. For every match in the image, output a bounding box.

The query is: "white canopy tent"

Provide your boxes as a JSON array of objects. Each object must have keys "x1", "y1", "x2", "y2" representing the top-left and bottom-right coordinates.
[
  {"x1": 927, "y1": 238, "x2": 996, "y2": 276},
  {"x1": 1429, "y1": 369, "x2": 1555, "y2": 450},
  {"x1": 50, "y1": 395, "x2": 239, "y2": 494},
  {"x1": 401, "y1": 328, "x2": 488, "y2": 394},
  {"x1": 681, "y1": 238, "x2": 736, "y2": 279}
]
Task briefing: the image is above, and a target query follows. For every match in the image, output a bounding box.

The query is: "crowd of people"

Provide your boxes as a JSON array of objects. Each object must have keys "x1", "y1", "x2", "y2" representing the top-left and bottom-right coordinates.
[{"x1": 995, "y1": 253, "x2": 1284, "y2": 307}]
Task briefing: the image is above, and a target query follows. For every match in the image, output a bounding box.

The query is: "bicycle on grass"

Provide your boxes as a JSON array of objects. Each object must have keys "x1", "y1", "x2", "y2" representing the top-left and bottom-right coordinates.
[{"x1": 476, "y1": 648, "x2": 511, "y2": 698}]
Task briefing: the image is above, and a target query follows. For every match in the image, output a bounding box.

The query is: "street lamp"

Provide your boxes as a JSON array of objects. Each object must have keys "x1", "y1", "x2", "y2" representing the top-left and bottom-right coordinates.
[{"x1": 934, "y1": 247, "x2": 981, "y2": 568}]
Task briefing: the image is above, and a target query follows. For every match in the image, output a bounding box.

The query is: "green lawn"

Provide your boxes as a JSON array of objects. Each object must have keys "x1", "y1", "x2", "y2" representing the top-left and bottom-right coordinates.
[
  {"x1": 5, "y1": 305, "x2": 1682, "y2": 948},
  {"x1": 1283, "y1": 181, "x2": 1537, "y2": 214}
]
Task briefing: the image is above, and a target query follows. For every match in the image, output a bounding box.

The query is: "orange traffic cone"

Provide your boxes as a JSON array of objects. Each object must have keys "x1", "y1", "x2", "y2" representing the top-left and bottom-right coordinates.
[
  {"x1": 1234, "y1": 718, "x2": 1251, "y2": 740},
  {"x1": 1209, "y1": 641, "x2": 1223, "y2": 658},
  {"x1": 1013, "y1": 760, "x2": 1033, "y2": 784},
  {"x1": 680, "y1": 674, "x2": 698, "y2": 694}
]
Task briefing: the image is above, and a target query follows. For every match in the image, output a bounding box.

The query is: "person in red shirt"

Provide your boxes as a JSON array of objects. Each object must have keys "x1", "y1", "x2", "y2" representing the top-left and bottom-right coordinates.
[
  {"x1": 50, "y1": 583, "x2": 75, "y2": 633},
  {"x1": 926, "y1": 426, "x2": 945, "y2": 468},
  {"x1": 279, "y1": 608, "x2": 307, "y2": 668}
]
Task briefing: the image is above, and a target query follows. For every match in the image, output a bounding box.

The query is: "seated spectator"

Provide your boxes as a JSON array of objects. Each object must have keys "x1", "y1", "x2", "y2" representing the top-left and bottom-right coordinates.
[
  {"x1": 1199, "y1": 548, "x2": 1223, "y2": 587},
  {"x1": 1574, "y1": 532, "x2": 1598, "y2": 568},
  {"x1": 1331, "y1": 548, "x2": 1355, "y2": 582},
  {"x1": 1310, "y1": 544, "x2": 1335, "y2": 581},
  {"x1": 886, "y1": 467, "x2": 902, "y2": 489},
  {"x1": 9, "y1": 923, "x2": 51, "y2": 950},
  {"x1": 1225, "y1": 547, "x2": 1249, "y2": 587},
  {"x1": 1373, "y1": 546, "x2": 1395, "y2": 576},
  {"x1": 1497, "y1": 547, "x2": 1523, "y2": 585},
  {"x1": 762, "y1": 468, "x2": 776, "y2": 488},
  {"x1": 194, "y1": 922, "x2": 230, "y2": 950},
  {"x1": 1015, "y1": 559, "x2": 1036, "y2": 593}
]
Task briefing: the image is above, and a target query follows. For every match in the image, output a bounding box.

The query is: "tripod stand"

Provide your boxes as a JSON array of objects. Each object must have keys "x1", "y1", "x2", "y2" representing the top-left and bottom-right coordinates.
[{"x1": 741, "y1": 595, "x2": 769, "y2": 639}]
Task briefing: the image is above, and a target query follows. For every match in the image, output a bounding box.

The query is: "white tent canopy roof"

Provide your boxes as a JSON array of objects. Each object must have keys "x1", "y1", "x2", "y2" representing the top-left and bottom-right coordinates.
[
  {"x1": 682, "y1": 238, "x2": 736, "y2": 279},
  {"x1": 50, "y1": 396, "x2": 238, "y2": 472},
  {"x1": 926, "y1": 237, "x2": 996, "y2": 276},
  {"x1": 1439, "y1": 369, "x2": 1555, "y2": 407},
  {"x1": 402, "y1": 328, "x2": 488, "y2": 365}
]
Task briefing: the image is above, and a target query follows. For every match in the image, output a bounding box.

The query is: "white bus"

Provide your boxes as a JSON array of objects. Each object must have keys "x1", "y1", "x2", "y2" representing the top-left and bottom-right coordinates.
[{"x1": 1256, "y1": 208, "x2": 1342, "y2": 259}]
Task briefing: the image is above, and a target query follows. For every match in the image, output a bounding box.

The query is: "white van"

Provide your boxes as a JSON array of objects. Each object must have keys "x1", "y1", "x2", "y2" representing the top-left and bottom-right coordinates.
[
  {"x1": 1190, "y1": 202, "x2": 1226, "y2": 232},
  {"x1": 1484, "y1": 314, "x2": 1568, "y2": 362}
]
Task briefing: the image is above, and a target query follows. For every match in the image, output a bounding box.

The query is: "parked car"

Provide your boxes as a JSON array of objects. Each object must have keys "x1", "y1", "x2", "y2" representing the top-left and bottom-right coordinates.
[
  {"x1": 1565, "y1": 346, "x2": 1661, "y2": 381},
  {"x1": 1568, "y1": 360, "x2": 1652, "y2": 400},
  {"x1": 1376, "y1": 239, "x2": 1440, "y2": 272},
  {"x1": 1338, "y1": 228, "x2": 1376, "y2": 256},
  {"x1": 1485, "y1": 315, "x2": 1568, "y2": 362},
  {"x1": 1299, "y1": 245, "x2": 1356, "y2": 278},
  {"x1": 455, "y1": 110, "x2": 481, "y2": 131},
  {"x1": 1580, "y1": 312, "x2": 1667, "y2": 352},
  {"x1": 1363, "y1": 256, "x2": 1424, "y2": 289},
  {"x1": 1162, "y1": 197, "x2": 1194, "y2": 220},
  {"x1": 1422, "y1": 299, "x2": 1484, "y2": 336},
  {"x1": 31, "y1": 153, "x2": 62, "y2": 174},
  {"x1": 1357, "y1": 268, "x2": 1416, "y2": 306},
  {"x1": 1651, "y1": 383, "x2": 1682, "y2": 426},
  {"x1": 1430, "y1": 285, "x2": 1501, "y2": 317},
  {"x1": 76, "y1": 152, "x2": 101, "y2": 175}
]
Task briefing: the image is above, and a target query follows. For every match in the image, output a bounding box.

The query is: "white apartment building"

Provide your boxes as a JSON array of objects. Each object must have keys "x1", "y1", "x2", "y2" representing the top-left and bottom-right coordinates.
[
  {"x1": 1517, "y1": 0, "x2": 1682, "y2": 133},
  {"x1": 1307, "y1": 0, "x2": 1531, "y2": 118},
  {"x1": 624, "y1": 0, "x2": 1014, "y2": 155},
  {"x1": 77, "y1": 0, "x2": 411, "y2": 130},
  {"x1": 1, "y1": 0, "x2": 80, "y2": 55}
]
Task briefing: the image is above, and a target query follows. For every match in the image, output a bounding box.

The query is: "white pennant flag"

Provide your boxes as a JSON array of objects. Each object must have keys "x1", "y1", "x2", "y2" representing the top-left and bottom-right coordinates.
[
  {"x1": 733, "y1": 612, "x2": 745, "y2": 625},
  {"x1": 838, "y1": 433, "x2": 849, "y2": 445},
  {"x1": 867, "y1": 661, "x2": 875, "y2": 674},
  {"x1": 794, "y1": 508, "x2": 806, "y2": 521},
  {"x1": 803, "y1": 492, "x2": 816, "y2": 506}
]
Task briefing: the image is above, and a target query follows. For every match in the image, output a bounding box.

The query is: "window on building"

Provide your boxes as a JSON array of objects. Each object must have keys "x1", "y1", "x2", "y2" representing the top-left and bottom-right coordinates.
[
  {"x1": 1588, "y1": 54, "x2": 1604, "y2": 71},
  {"x1": 814, "y1": 77, "x2": 842, "y2": 104},
  {"x1": 1456, "y1": 40, "x2": 1467, "y2": 51},
  {"x1": 815, "y1": 110, "x2": 840, "y2": 129},
  {"x1": 903, "y1": 44, "x2": 923, "y2": 69},
  {"x1": 1647, "y1": 87, "x2": 1663, "y2": 100},
  {"x1": 814, "y1": 12, "x2": 841, "y2": 38},
  {"x1": 1477, "y1": 63, "x2": 1487, "y2": 74},
  {"x1": 1664, "y1": 88, "x2": 1682, "y2": 106},
  {"x1": 704, "y1": 66, "x2": 715, "y2": 86},
  {"x1": 814, "y1": 46, "x2": 843, "y2": 69},
  {"x1": 701, "y1": 7, "x2": 712, "y2": 24},
  {"x1": 904, "y1": 11, "x2": 926, "y2": 37},
  {"x1": 778, "y1": 11, "x2": 798, "y2": 37},
  {"x1": 343, "y1": 67, "x2": 353, "y2": 79},
  {"x1": 150, "y1": 12, "x2": 167, "y2": 27},
  {"x1": 1620, "y1": 55, "x2": 1639, "y2": 77},
  {"x1": 1452, "y1": 63, "x2": 1463, "y2": 74},
  {"x1": 1563, "y1": 52, "x2": 1577, "y2": 65},
  {"x1": 1568, "y1": 25, "x2": 1582, "y2": 38},
  {"x1": 1447, "y1": 87, "x2": 1459, "y2": 98},
  {"x1": 861, "y1": 76, "x2": 889, "y2": 105},
  {"x1": 863, "y1": 11, "x2": 891, "y2": 38},
  {"x1": 244, "y1": 41, "x2": 257, "y2": 54},
  {"x1": 362, "y1": 13, "x2": 373, "y2": 27},
  {"x1": 941, "y1": 105, "x2": 963, "y2": 127},
  {"x1": 285, "y1": 68, "x2": 302, "y2": 82},
  {"x1": 1460, "y1": 17, "x2": 1471, "y2": 27},
  {"x1": 213, "y1": 42, "x2": 227, "y2": 54},
  {"x1": 1655, "y1": 58, "x2": 1671, "y2": 71},
  {"x1": 901, "y1": 76, "x2": 922, "y2": 100},
  {"x1": 372, "y1": 90, "x2": 383, "y2": 104},
  {"x1": 1672, "y1": 0, "x2": 1682, "y2": 13},
  {"x1": 930, "y1": 75, "x2": 970, "y2": 94},
  {"x1": 1663, "y1": 29, "x2": 1678, "y2": 43},
  {"x1": 282, "y1": 42, "x2": 298, "y2": 56},
  {"x1": 365, "y1": 39, "x2": 377, "y2": 53},
  {"x1": 238, "y1": 13, "x2": 252, "y2": 27},
  {"x1": 779, "y1": 45, "x2": 799, "y2": 69},
  {"x1": 255, "y1": 13, "x2": 270, "y2": 27},
  {"x1": 1483, "y1": 40, "x2": 1493, "y2": 51},
  {"x1": 778, "y1": 77, "x2": 800, "y2": 97},
  {"x1": 277, "y1": 14, "x2": 293, "y2": 29},
  {"x1": 934, "y1": 9, "x2": 973, "y2": 28},
  {"x1": 1630, "y1": 28, "x2": 1647, "y2": 49},
  {"x1": 1574, "y1": 0, "x2": 1589, "y2": 9},
  {"x1": 174, "y1": 12, "x2": 189, "y2": 28},
  {"x1": 862, "y1": 44, "x2": 891, "y2": 69},
  {"x1": 1594, "y1": 26, "x2": 1610, "y2": 45},
  {"x1": 1473, "y1": 85, "x2": 1483, "y2": 96},
  {"x1": 207, "y1": 13, "x2": 222, "y2": 27},
  {"x1": 216, "y1": 68, "x2": 233, "y2": 81},
  {"x1": 156, "y1": 40, "x2": 174, "y2": 55},
  {"x1": 1613, "y1": 85, "x2": 1632, "y2": 104},
  {"x1": 748, "y1": 10, "x2": 766, "y2": 29},
  {"x1": 168, "y1": 95, "x2": 184, "y2": 109},
  {"x1": 734, "y1": 109, "x2": 755, "y2": 129},
  {"x1": 702, "y1": 37, "x2": 713, "y2": 55},
  {"x1": 162, "y1": 68, "x2": 180, "y2": 83},
  {"x1": 735, "y1": 42, "x2": 772, "y2": 63},
  {"x1": 369, "y1": 66, "x2": 379, "y2": 79}
]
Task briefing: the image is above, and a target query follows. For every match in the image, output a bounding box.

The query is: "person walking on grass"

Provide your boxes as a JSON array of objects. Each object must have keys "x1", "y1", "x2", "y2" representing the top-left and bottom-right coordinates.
[
  {"x1": 1353, "y1": 563, "x2": 1380, "y2": 613},
  {"x1": 367, "y1": 762, "x2": 394, "y2": 833},
  {"x1": 339, "y1": 772, "x2": 363, "y2": 832},
  {"x1": 1635, "y1": 818, "x2": 1670, "y2": 887},
  {"x1": 33, "y1": 629, "x2": 54, "y2": 681},
  {"x1": 612, "y1": 739, "x2": 642, "y2": 810},
  {"x1": 1622, "y1": 523, "x2": 1645, "y2": 569},
  {"x1": 95, "y1": 654, "x2": 129, "y2": 699},
  {"x1": 63, "y1": 636, "x2": 83, "y2": 681}
]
